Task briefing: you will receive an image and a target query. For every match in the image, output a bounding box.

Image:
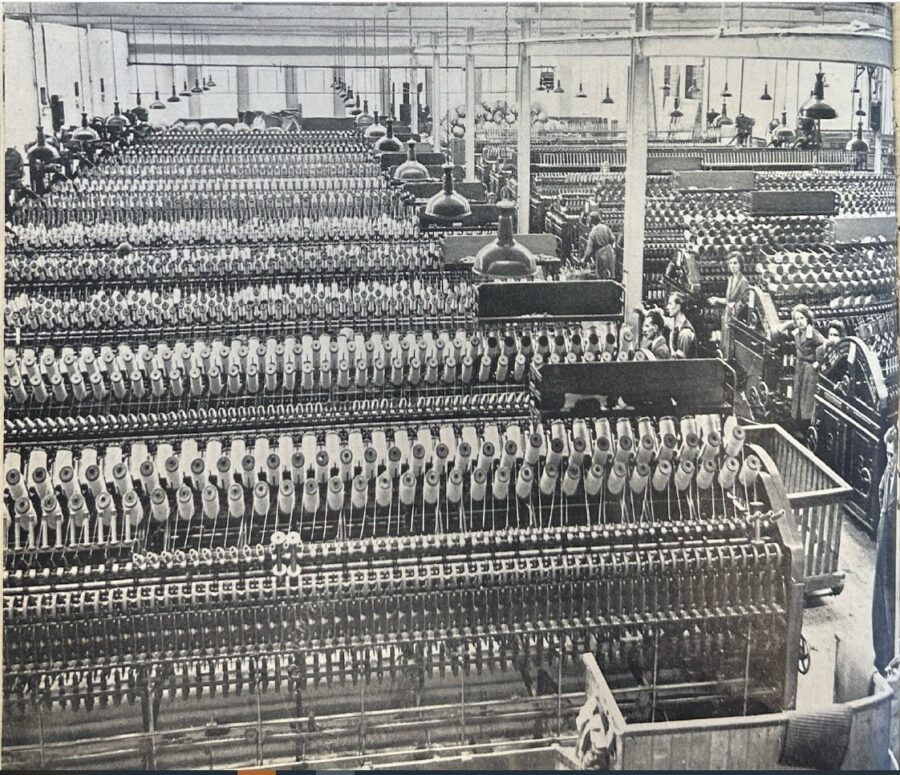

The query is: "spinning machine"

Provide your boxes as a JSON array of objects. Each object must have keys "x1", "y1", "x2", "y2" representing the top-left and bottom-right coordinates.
[{"x1": 0, "y1": 121, "x2": 826, "y2": 771}]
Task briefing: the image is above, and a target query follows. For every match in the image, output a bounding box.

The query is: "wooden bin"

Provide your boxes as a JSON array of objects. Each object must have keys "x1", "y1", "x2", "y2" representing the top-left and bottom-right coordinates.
[{"x1": 744, "y1": 423, "x2": 852, "y2": 597}]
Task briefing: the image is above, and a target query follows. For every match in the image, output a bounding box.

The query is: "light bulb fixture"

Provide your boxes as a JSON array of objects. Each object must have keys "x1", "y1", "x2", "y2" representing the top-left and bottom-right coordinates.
[
  {"x1": 192, "y1": 77, "x2": 203, "y2": 94},
  {"x1": 760, "y1": 82, "x2": 772, "y2": 101},
  {"x1": 774, "y1": 110, "x2": 795, "y2": 144},
  {"x1": 846, "y1": 120, "x2": 869, "y2": 154},
  {"x1": 350, "y1": 93, "x2": 362, "y2": 116},
  {"x1": 553, "y1": 79, "x2": 564, "y2": 94},
  {"x1": 602, "y1": 86, "x2": 614, "y2": 105},
  {"x1": 424, "y1": 162, "x2": 471, "y2": 223},
  {"x1": 721, "y1": 82, "x2": 732, "y2": 98},
  {"x1": 715, "y1": 102, "x2": 733, "y2": 127},
  {"x1": 167, "y1": 26, "x2": 180, "y2": 102},
  {"x1": 576, "y1": 82, "x2": 587, "y2": 99},
  {"x1": 801, "y1": 64, "x2": 837, "y2": 121},
  {"x1": 180, "y1": 81, "x2": 191, "y2": 97},
  {"x1": 394, "y1": 138, "x2": 429, "y2": 181},
  {"x1": 855, "y1": 97, "x2": 866, "y2": 117},
  {"x1": 669, "y1": 97, "x2": 683, "y2": 119},
  {"x1": 373, "y1": 118, "x2": 403, "y2": 154},
  {"x1": 356, "y1": 98, "x2": 374, "y2": 128},
  {"x1": 365, "y1": 110, "x2": 386, "y2": 140},
  {"x1": 72, "y1": 111, "x2": 100, "y2": 144},
  {"x1": 150, "y1": 90, "x2": 165, "y2": 109},
  {"x1": 473, "y1": 198, "x2": 536, "y2": 278}
]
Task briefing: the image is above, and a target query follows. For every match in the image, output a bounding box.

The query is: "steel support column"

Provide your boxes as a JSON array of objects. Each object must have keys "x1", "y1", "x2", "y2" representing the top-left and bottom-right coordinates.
[
  {"x1": 236, "y1": 65, "x2": 250, "y2": 114},
  {"x1": 465, "y1": 28, "x2": 476, "y2": 180},
  {"x1": 516, "y1": 20, "x2": 532, "y2": 233},
  {"x1": 622, "y1": 42, "x2": 650, "y2": 327}
]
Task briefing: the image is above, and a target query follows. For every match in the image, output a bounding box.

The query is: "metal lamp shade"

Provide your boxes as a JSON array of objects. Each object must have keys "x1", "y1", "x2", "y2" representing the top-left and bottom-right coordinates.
[
  {"x1": 473, "y1": 200, "x2": 536, "y2": 279},
  {"x1": 105, "y1": 102, "x2": 130, "y2": 132},
  {"x1": 425, "y1": 163, "x2": 471, "y2": 222},
  {"x1": 150, "y1": 90, "x2": 166, "y2": 109},
  {"x1": 167, "y1": 85, "x2": 181, "y2": 103},
  {"x1": 350, "y1": 94, "x2": 362, "y2": 116},
  {"x1": 26, "y1": 126, "x2": 60, "y2": 165},
  {"x1": 801, "y1": 71, "x2": 837, "y2": 120},
  {"x1": 846, "y1": 122, "x2": 869, "y2": 153},
  {"x1": 715, "y1": 103, "x2": 733, "y2": 127},
  {"x1": 394, "y1": 139, "x2": 429, "y2": 181},
  {"x1": 191, "y1": 79, "x2": 203, "y2": 94},
  {"x1": 365, "y1": 111, "x2": 387, "y2": 140},
  {"x1": 180, "y1": 81, "x2": 191, "y2": 97},
  {"x1": 602, "y1": 87, "x2": 614, "y2": 105},
  {"x1": 575, "y1": 83, "x2": 587, "y2": 99},
  {"x1": 373, "y1": 119, "x2": 403, "y2": 154},
  {"x1": 72, "y1": 113, "x2": 100, "y2": 143},
  {"x1": 356, "y1": 100, "x2": 374, "y2": 128}
]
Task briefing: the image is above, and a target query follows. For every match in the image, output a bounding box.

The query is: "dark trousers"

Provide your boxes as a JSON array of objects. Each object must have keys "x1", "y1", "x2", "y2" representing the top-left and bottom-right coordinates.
[{"x1": 873, "y1": 501, "x2": 896, "y2": 673}]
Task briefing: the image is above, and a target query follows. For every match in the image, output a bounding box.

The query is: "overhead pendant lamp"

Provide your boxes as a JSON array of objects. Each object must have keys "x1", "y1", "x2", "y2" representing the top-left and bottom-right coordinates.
[
  {"x1": 357, "y1": 99, "x2": 374, "y2": 128},
  {"x1": 206, "y1": 34, "x2": 217, "y2": 87},
  {"x1": 760, "y1": 82, "x2": 772, "y2": 101},
  {"x1": 602, "y1": 86, "x2": 614, "y2": 105},
  {"x1": 365, "y1": 110, "x2": 387, "y2": 140},
  {"x1": 178, "y1": 30, "x2": 191, "y2": 95},
  {"x1": 105, "y1": 18, "x2": 130, "y2": 133},
  {"x1": 190, "y1": 35, "x2": 203, "y2": 93},
  {"x1": 165, "y1": 27, "x2": 181, "y2": 102},
  {"x1": 72, "y1": 111, "x2": 100, "y2": 145},
  {"x1": 425, "y1": 5, "x2": 470, "y2": 223},
  {"x1": 394, "y1": 138, "x2": 429, "y2": 181},
  {"x1": 343, "y1": 87, "x2": 355, "y2": 108},
  {"x1": 425, "y1": 162, "x2": 471, "y2": 223},
  {"x1": 201, "y1": 35, "x2": 210, "y2": 90},
  {"x1": 774, "y1": 110, "x2": 795, "y2": 144},
  {"x1": 129, "y1": 16, "x2": 149, "y2": 119},
  {"x1": 670, "y1": 97, "x2": 683, "y2": 120},
  {"x1": 715, "y1": 102, "x2": 733, "y2": 127},
  {"x1": 800, "y1": 63, "x2": 837, "y2": 120},
  {"x1": 575, "y1": 11, "x2": 587, "y2": 99},
  {"x1": 846, "y1": 120, "x2": 869, "y2": 153},
  {"x1": 553, "y1": 79, "x2": 564, "y2": 94},
  {"x1": 473, "y1": 198, "x2": 536, "y2": 278},
  {"x1": 385, "y1": 6, "x2": 395, "y2": 120},
  {"x1": 350, "y1": 93, "x2": 363, "y2": 116},
  {"x1": 373, "y1": 117, "x2": 403, "y2": 154},
  {"x1": 856, "y1": 96, "x2": 866, "y2": 117}
]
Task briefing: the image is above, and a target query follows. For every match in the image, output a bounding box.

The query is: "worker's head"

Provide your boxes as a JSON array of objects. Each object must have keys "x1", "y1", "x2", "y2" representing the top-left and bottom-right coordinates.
[
  {"x1": 589, "y1": 211, "x2": 601, "y2": 226},
  {"x1": 826, "y1": 319, "x2": 846, "y2": 344},
  {"x1": 642, "y1": 309, "x2": 665, "y2": 340},
  {"x1": 791, "y1": 304, "x2": 814, "y2": 329},
  {"x1": 726, "y1": 251, "x2": 743, "y2": 275},
  {"x1": 116, "y1": 241, "x2": 133, "y2": 259},
  {"x1": 666, "y1": 292, "x2": 685, "y2": 318},
  {"x1": 885, "y1": 425, "x2": 897, "y2": 461}
]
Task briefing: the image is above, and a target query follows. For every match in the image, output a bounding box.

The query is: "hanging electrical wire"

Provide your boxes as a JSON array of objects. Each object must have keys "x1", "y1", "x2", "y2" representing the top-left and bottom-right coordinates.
[{"x1": 75, "y1": 5, "x2": 86, "y2": 111}]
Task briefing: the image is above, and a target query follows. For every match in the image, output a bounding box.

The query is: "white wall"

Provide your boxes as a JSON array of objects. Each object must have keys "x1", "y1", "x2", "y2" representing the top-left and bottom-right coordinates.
[{"x1": 4, "y1": 19, "x2": 128, "y2": 153}]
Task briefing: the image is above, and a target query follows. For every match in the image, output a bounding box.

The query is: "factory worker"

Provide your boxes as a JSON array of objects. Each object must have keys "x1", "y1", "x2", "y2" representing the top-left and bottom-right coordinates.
[
  {"x1": 582, "y1": 210, "x2": 617, "y2": 280},
  {"x1": 708, "y1": 251, "x2": 750, "y2": 360},
  {"x1": 814, "y1": 319, "x2": 846, "y2": 369},
  {"x1": 640, "y1": 309, "x2": 671, "y2": 360},
  {"x1": 665, "y1": 292, "x2": 696, "y2": 359},
  {"x1": 873, "y1": 425, "x2": 897, "y2": 675},
  {"x1": 773, "y1": 304, "x2": 825, "y2": 439}
]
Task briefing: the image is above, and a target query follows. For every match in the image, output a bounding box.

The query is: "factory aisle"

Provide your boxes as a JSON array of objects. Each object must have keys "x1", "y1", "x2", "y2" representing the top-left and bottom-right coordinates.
[{"x1": 797, "y1": 516, "x2": 877, "y2": 709}]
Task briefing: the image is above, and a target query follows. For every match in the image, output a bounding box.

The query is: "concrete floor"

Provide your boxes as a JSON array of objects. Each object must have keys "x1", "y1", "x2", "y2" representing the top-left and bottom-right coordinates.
[{"x1": 796, "y1": 514, "x2": 877, "y2": 709}]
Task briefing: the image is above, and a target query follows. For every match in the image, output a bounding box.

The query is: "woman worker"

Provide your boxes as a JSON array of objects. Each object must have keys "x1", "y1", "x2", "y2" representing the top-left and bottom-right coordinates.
[
  {"x1": 708, "y1": 251, "x2": 750, "y2": 360},
  {"x1": 772, "y1": 304, "x2": 825, "y2": 438}
]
